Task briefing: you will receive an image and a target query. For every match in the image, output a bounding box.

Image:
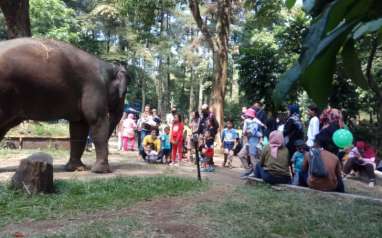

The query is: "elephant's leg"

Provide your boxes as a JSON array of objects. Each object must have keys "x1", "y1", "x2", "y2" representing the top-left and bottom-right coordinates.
[
  {"x1": 0, "y1": 118, "x2": 22, "y2": 141},
  {"x1": 89, "y1": 116, "x2": 111, "y2": 173},
  {"x1": 65, "y1": 121, "x2": 89, "y2": 171}
]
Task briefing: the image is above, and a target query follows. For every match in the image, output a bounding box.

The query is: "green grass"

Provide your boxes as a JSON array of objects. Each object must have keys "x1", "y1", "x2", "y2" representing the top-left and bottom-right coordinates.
[
  {"x1": 0, "y1": 176, "x2": 206, "y2": 228},
  {"x1": 0, "y1": 148, "x2": 69, "y2": 158},
  {"x1": 6, "y1": 122, "x2": 69, "y2": 137},
  {"x1": 195, "y1": 184, "x2": 382, "y2": 238}
]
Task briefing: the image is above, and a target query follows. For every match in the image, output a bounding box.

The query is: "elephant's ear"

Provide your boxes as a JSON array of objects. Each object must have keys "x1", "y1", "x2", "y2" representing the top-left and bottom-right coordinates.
[{"x1": 115, "y1": 67, "x2": 129, "y2": 98}]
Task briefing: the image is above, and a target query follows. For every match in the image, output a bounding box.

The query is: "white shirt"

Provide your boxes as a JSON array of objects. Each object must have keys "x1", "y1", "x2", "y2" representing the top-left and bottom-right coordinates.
[{"x1": 307, "y1": 116, "x2": 320, "y2": 147}]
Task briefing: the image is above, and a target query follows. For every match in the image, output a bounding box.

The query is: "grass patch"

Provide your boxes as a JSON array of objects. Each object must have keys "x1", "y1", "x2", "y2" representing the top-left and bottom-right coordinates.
[
  {"x1": 6, "y1": 122, "x2": 69, "y2": 137},
  {"x1": 196, "y1": 184, "x2": 382, "y2": 238},
  {"x1": 0, "y1": 149, "x2": 69, "y2": 159},
  {"x1": 0, "y1": 176, "x2": 206, "y2": 228}
]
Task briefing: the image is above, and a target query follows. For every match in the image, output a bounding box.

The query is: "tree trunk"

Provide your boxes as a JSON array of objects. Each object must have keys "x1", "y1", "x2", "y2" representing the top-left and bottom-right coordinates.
[
  {"x1": 189, "y1": 67, "x2": 195, "y2": 116},
  {"x1": 189, "y1": 0, "x2": 231, "y2": 136},
  {"x1": 211, "y1": 48, "x2": 228, "y2": 134},
  {"x1": 0, "y1": 0, "x2": 32, "y2": 38},
  {"x1": 11, "y1": 153, "x2": 54, "y2": 194}
]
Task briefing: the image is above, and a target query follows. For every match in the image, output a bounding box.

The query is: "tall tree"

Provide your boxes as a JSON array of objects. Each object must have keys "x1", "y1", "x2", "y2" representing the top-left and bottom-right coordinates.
[
  {"x1": 189, "y1": 0, "x2": 231, "y2": 130},
  {"x1": 0, "y1": 0, "x2": 32, "y2": 38}
]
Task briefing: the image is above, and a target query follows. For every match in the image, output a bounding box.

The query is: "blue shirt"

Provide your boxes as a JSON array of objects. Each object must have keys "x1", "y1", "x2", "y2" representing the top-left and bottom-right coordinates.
[
  {"x1": 221, "y1": 128, "x2": 239, "y2": 143},
  {"x1": 160, "y1": 134, "x2": 171, "y2": 150},
  {"x1": 292, "y1": 151, "x2": 304, "y2": 173}
]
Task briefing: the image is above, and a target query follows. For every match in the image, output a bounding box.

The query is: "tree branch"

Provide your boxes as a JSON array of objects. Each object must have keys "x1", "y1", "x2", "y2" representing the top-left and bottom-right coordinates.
[{"x1": 189, "y1": 0, "x2": 217, "y2": 50}]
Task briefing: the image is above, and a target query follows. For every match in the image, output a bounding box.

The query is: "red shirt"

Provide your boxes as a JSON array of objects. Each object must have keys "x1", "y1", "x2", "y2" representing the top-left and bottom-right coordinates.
[{"x1": 171, "y1": 122, "x2": 184, "y2": 143}]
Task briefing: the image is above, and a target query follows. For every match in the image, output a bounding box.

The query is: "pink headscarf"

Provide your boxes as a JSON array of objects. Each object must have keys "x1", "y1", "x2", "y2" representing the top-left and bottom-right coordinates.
[{"x1": 269, "y1": 130, "x2": 284, "y2": 158}]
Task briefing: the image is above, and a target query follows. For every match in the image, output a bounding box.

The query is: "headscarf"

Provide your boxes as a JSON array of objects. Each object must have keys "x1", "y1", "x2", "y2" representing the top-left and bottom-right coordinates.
[
  {"x1": 269, "y1": 130, "x2": 284, "y2": 158},
  {"x1": 127, "y1": 113, "x2": 134, "y2": 120},
  {"x1": 288, "y1": 104, "x2": 300, "y2": 116},
  {"x1": 356, "y1": 141, "x2": 376, "y2": 159},
  {"x1": 320, "y1": 108, "x2": 344, "y2": 128}
]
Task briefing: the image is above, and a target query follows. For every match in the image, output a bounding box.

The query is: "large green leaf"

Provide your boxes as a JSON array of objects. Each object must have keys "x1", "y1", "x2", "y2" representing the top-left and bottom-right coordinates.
[
  {"x1": 286, "y1": 0, "x2": 297, "y2": 9},
  {"x1": 341, "y1": 39, "x2": 369, "y2": 89},
  {"x1": 326, "y1": 0, "x2": 358, "y2": 33},
  {"x1": 300, "y1": 22, "x2": 354, "y2": 105},
  {"x1": 274, "y1": 8, "x2": 356, "y2": 106},
  {"x1": 353, "y1": 18, "x2": 382, "y2": 39}
]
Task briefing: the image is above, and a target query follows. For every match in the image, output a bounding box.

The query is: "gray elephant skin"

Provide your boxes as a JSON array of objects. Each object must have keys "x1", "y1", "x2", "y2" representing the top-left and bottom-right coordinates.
[{"x1": 0, "y1": 38, "x2": 131, "y2": 173}]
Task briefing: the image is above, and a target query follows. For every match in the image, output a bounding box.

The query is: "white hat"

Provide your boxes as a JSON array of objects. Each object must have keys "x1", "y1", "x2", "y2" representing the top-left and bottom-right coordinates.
[{"x1": 201, "y1": 104, "x2": 209, "y2": 110}]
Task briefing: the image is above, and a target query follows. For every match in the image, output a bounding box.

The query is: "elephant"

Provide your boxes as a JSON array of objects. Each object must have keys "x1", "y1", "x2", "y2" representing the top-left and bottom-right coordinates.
[{"x1": 0, "y1": 38, "x2": 131, "y2": 173}]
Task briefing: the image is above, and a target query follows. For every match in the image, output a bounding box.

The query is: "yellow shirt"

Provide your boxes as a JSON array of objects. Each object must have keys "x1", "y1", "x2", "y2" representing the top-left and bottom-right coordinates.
[{"x1": 143, "y1": 135, "x2": 161, "y2": 152}]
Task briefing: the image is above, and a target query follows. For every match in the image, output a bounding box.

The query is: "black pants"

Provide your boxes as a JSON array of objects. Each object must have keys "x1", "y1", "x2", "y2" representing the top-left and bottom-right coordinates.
[{"x1": 344, "y1": 157, "x2": 376, "y2": 182}]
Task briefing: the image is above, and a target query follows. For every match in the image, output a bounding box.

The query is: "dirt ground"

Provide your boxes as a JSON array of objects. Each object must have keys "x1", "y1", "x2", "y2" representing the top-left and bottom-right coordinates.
[{"x1": 1, "y1": 137, "x2": 382, "y2": 237}]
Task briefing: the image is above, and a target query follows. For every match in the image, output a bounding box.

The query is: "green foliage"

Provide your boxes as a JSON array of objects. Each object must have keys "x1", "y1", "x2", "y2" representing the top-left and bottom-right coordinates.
[
  {"x1": 0, "y1": 176, "x2": 206, "y2": 227},
  {"x1": 274, "y1": 0, "x2": 382, "y2": 106},
  {"x1": 238, "y1": 5, "x2": 309, "y2": 111},
  {"x1": 30, "y1": 0, "x2": 81, "y2": 43}
]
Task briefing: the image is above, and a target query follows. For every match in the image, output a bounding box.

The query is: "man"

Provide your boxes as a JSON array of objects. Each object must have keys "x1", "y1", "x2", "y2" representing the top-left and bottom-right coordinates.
[
  {"x1": 301, "y1": 134, "x2": 344, "y2": 192},
  {"x1": 166, "y1": 106, "x2": 177, "y2": 126},
  {"x1": 141, "y1": 129, "x2": 162, "y2": 162},
  {"x1": 252, "y1": 102, "x2": 267, "y2": 126},
  {"x1": 252, "y1": 101, "x2": 268, "y2": 136},
  {"x1": 306, "y1": 104, "x2": 320, "y2": 147},
  {"x1": 197, "y1": 104, "x2": 219, "y2": 137}
]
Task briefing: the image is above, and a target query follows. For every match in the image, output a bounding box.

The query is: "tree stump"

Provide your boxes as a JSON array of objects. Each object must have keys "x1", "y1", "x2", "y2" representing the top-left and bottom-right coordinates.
[{"x1": 11, "y1": 152, "x2": 54, "y2": 194}]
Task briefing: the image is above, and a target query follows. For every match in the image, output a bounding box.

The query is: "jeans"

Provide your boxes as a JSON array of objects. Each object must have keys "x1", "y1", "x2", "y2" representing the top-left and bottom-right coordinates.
[{"x1": 255, "y1": 164, "x2": 291, "y2": 185}]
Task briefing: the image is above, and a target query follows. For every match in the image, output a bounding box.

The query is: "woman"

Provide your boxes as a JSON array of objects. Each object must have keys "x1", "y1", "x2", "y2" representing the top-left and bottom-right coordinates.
[
  {"x1": 255, "y1": 130, "x2": 291, "y2": 184},
  {"x1": 137, "y1": 105, "x2": 153, "y2": 149},
  {"x1": 283, "y1": 104, "x2": 304, "y2": 158},
  {"x1": 344, "y1": 141, "x2": 376, "y2": 187},
  {"x1": 170, "y1": 113, "x2": 184, "y2": 165},
  {"x1": 122, "y1": 113, "x2": 137, "y2": 151},
  {"x1": 316, "y1": 108, "x2": 344, "y2": 155}
]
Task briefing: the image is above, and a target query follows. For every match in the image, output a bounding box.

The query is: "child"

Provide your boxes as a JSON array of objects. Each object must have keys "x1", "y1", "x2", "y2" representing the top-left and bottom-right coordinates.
[
  {"x1": 221, "y1": 119, "x2": 239, "y2": 167},
  {"x1": 291, "y1": 140, "x2": 305, "y2": 185},
  {"x1": 200, "y1": 130, "x2": 215, "y2": 172},
  {"x1": 122, "y1": 113, "x2": 137, "y2": 151},
  {"x1": 160, "y1": 126, "x2": 172, "y2": 164},
  {"x1": 170, "y1": 113, "x2": 184, "y2": 166}
]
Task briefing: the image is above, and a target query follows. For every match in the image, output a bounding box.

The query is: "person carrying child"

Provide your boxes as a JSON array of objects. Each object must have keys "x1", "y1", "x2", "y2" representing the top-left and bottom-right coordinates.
[
  {"x1": 141, "y1": 129, "x2": 162, "y2": 163},
  {"x1": 239, "y1": 108, "x2": 264, "y2": 177},
  {"x1": 221, "y1": 119, "x2": 239, "y2": 168},
  {"x1": 291, "y1": 139, "x2": 306, "y2": 185},
  {"x1": 160, "y1": 126, "x2": 172, "y2": 164}
]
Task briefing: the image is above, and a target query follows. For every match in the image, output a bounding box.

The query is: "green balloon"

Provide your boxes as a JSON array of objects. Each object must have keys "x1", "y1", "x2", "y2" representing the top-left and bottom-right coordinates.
[{"x1": 332, "y1": 129, "x2": 353, "y2": 149}]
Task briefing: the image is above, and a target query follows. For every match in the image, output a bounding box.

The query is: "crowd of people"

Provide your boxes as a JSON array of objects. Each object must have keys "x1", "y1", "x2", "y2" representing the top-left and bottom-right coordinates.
[{"x1": 116, "y1": 101, "x2": 380, "y2": 192}]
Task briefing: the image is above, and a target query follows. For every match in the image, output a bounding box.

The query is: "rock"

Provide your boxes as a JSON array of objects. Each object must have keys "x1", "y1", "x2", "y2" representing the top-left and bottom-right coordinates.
[{"x1": 11, "y1": 152, "x2": 54, "y2": 194}]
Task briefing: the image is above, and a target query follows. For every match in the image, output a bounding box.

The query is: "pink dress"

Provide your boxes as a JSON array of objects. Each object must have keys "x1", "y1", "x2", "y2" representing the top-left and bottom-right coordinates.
[{"x1": 122, "y1": 114, "x2": 137, "y2": 151}]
